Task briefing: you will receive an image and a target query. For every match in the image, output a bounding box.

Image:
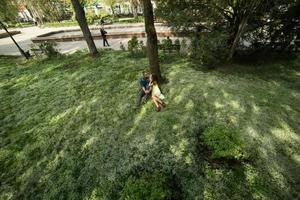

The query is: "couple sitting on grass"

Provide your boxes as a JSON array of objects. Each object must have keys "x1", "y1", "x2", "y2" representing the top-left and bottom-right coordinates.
[{"x1": 136, "y1": 71, "x2": 166, "y2": 112}]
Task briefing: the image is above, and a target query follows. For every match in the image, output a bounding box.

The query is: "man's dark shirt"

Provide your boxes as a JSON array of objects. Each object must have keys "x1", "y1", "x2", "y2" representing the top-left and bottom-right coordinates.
[
  {"x1": 140, "y1": 78, "x2": 149, "y2": 90},
  {"x1": 100, "y1": 28, "x2": 107, "y2": 37}
]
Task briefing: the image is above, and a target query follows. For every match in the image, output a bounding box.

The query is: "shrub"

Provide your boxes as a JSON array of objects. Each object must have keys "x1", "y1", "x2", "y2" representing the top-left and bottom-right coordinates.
[
  {"x1": 139, "y1": 40, "x2": 147, "y2": 56},
  {"x1": 190, "y1": 31, "x2": 229, "y2": 68},
  {"x1": 39, "y1": 41, "x2": 60, "y2": 58},
  {"x1": 128, "y1": 36, "x2": 146, "y2": 57},
  {"x1": 120, "y1": 171, "x2": 171, "y2": 200},
  {"x1": 174, "y1": 39, "x2": 181, "y2": 53},
  {"x1": 202, "y1": 124, "x2": 244, "y2": 159},
  {"x1": 161, "y1": 37, "x2": 173, "y2": 53},
  {"x1": 86, "y1": 11, "x2": 97, "y2": 24},
  {"x1": 180, "y1": 38, "x2": 188, "y2": 55},
  {"x1": 120, "y1": 42, "x2": 126, "y2": 51},
  {"x1": 128, "y1": 36, "x2": 139, "y2": 55}
]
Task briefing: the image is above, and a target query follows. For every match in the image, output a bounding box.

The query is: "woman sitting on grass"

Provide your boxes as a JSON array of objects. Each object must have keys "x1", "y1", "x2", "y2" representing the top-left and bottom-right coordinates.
[{"x1": 150, "y1": 75, "x2": 166, "y2": 112}]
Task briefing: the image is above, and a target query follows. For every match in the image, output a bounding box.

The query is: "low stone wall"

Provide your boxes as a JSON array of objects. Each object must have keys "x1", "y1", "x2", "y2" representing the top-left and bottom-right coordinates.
[
  {"x1": 32, "y1": 31, "x2": 185, "y2": 43},
  {"x1": 0, "y1": 31, "x2": 21, "y2": 39}
]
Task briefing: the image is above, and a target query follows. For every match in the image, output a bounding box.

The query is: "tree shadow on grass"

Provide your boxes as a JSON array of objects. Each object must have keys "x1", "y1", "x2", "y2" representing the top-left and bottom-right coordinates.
[
  {"x1": 163, "y1": 55, "x2": 300, "y2": 199},
  {"x1": 233, "y1": 51, "x2": 299, "y2": 66}
]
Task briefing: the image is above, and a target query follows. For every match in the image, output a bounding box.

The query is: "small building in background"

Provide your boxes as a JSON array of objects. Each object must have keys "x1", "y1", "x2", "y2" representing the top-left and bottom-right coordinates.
[{"x1": 18, "y1": 4, "x2": 34, "y2": 22}]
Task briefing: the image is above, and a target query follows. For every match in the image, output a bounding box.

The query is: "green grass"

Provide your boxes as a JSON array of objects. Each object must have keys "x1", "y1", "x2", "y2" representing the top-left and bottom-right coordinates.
[
  {"x1": 114, "y1": 17, "x2": 144, "y2": 24},
  {"x1": 5, "y1": 22, "x2": 35, "y2": 28},
  {"x1": 43, "y1": 17, "x2": 143, "y2": 28},
  {"x1": 0, "y1": 51, "x2": 299, "y2": 199},
  {"x1": 44, "y1": 21, "x2": 79, "y2": 27}
]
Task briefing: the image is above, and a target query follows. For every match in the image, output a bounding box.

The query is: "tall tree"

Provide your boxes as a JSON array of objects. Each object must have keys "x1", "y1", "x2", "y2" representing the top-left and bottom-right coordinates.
[
  {"x1": 101, "y1": 0, "x2": 122, "y2": 15},
  {"x1": 130, "y1": 0, "x2": 140, "y2": 18},
  {"x1": 71, "y1": 0, "x2": 98, "y2": 55},
  {"x1": 0, "y1": 0, "x2": 18, "y2": 22},
  {"x1": 156, "y1": 0, "x2": 268, "y2": 61},
  {"x1": 142, "y1": 0, "x2": 162, "y2": 81}
]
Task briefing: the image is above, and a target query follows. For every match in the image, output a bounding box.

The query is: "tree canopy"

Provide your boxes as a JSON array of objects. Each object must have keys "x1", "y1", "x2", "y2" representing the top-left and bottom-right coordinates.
[
  {"x1": 0, "y1": 0, "x2": 18, "y2": 22},
  {"x1": 156, "y1": 0, "x2": 300, "y2": 61}
]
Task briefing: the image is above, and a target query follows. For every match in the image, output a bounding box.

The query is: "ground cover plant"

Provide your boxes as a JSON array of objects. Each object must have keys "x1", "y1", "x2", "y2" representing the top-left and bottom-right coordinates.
[{"x1": 0, "y1": 50, "x2": 299, "y2": 199}]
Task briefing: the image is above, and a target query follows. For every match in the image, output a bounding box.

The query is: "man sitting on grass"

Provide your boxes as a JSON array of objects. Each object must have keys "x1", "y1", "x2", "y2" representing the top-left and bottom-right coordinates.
[{"x1": 136, "y1": 71, "x2": 152, "y2": 108}]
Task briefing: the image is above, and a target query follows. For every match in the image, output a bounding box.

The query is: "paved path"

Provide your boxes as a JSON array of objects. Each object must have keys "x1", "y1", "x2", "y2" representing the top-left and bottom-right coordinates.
[{"x1": 0, "y1": 24, "x2": 172, "y2": 56}]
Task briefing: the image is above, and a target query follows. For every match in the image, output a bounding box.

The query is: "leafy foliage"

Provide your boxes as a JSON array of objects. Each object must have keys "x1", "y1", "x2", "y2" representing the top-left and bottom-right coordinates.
[
  {"x1": 247, "y1": 0, "x2": 300, "y2": 52},
  {"x1": 161, "y1": 37, "x2": 173, "y2": 53},
  {"x1": 0, "y1": 0, "x2": 18, "y2": 22},
  {"x1": 128, "y1": 36, "x2": 146, "y2": 57},
  {"x1": 38, "y1": 41, "x2": 61, "y2": 58},
  {"x1": 202, "y1": 124, "x2": 244, "y2": 159},
  {"x1": 174, "y1": 39, "x2": 181, "y2": 53},
  {"x1": 22, "y1": 0, "x2": 72, "y2": 23},
  {"x1": 120, "y1": 42, "x2": 126, "y2": 51},
  {"x1": 128, "y1": 36, "x2": 139, "y2": 54},
  {"x1": 120, "y1": 171, "x2": 171, "y2": 200},
  {"x1": 156, "y1": 0, "x2": 300, "y2": 60},
  {"x1": 190, "y1": 31, "x2": 229, "y2": 67}
]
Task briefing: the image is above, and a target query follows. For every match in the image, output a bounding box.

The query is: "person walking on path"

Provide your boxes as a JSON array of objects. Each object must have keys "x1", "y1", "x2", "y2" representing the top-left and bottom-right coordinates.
[{"x1": 100, "y1": 25, "x2": 109, "y2": 47}]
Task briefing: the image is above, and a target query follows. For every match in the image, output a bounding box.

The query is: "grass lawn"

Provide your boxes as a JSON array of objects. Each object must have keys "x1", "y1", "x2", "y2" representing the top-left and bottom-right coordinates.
[
  {"x1": 44, "y1": 21, "x2": 79, "y2": 28},
  {"x1": 0, "y1": 50, "x2": 299, "y2": 199}
]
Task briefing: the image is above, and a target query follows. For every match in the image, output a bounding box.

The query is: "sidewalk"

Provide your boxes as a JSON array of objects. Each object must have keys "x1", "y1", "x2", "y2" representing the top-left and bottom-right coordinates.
[{"x1": 0, "y1": 23, "x2": 167, "y2": 56}]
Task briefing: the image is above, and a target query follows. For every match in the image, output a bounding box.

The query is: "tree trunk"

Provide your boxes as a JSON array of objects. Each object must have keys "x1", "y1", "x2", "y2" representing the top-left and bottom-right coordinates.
[
  {"x1": 131, "y1": 0, "x2": 138, "y2": 18},
  {"x1": 133, "y1": 6, "x2": 138, "y2": 18},
  {"x1": 110, "y1": 5, "x2": 115, "y2": 15},
  {"x1": 227, "y1": 0, "x2": 263, "y2": 61},
  {"x1": 71, "y1": 0, "x2": 98, "y2": 56},
  {"x1": 0, "y1": 21, "x2": 30, "y2": 59},
  {"x1": 227, "y1": 16, "x2": 248, "y2": 61},
  {"x1": 26, "y1": 3, "x2": 44, "y2": 25},
  {"x1": 142, "y1": 0, "x2": 162, "y2": 81}
]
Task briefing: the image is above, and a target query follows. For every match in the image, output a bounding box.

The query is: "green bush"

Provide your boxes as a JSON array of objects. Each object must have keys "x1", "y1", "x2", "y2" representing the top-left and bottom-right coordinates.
[
  {"x1": 128, "y1": 36, "x2": 139, "y2": 55},
  {"x1": 202, "y1": 124, "x2": 244, "y2": 159},
  {"x1": 120, "y1": 42, "x2": 126, "y2": 51},
  {"x1": 128, "y1": 36, "x2": 146, "y2": 57},
  {"x1": 190, "y1": 31, "x2": 229, "y2": 68},
  {"x1": 86, "y1": 11, "x2": 97, "y2": 24},
  {"x1": 174, "y1": 39, "x2": 181, "y2": 53},
  {"x1": 161, "y1": 37, "x2": 173, "y2": 53},
  {"x1": 180, "y1": 39, "x2": 188, "y2": 55},
  {"x1": 39, "y1": 41, "x2": 60, "y2": 58},
  {"x1": 120, "y1": 171, "x2": 171, "y2": 200},
  {"x1": 139, "y1": 40, "x2": 147, "y2": 56}
]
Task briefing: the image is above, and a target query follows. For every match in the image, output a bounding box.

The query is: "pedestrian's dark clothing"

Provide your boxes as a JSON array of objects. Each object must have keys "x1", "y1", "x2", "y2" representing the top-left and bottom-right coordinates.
[
  {"x1": 100, "y1": 19, "x2": 105, "y2": 25},
  {"x1": 140, "y1": 78, "x2": 149, "y2": 89},
  {"x1": 100, "y1": 28, "x2": 109, "y2": 47},
  {"x1": 136, "y1": 77, "x2": 151, "y2": 108}
]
